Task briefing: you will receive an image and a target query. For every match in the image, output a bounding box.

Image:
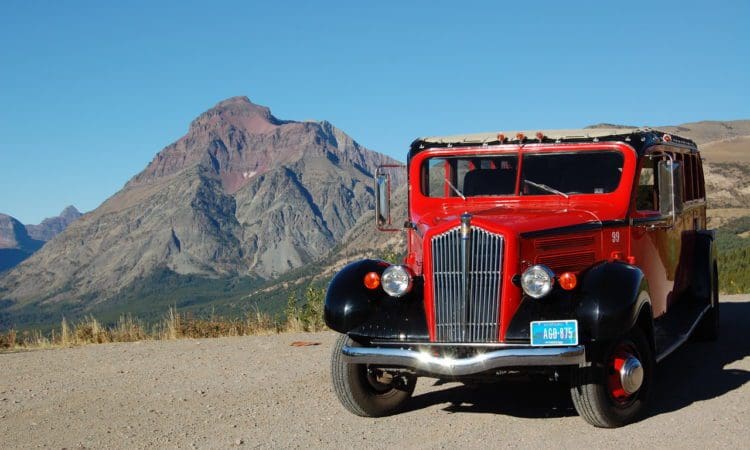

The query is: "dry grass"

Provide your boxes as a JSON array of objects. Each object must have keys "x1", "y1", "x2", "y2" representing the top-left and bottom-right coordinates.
[
  {"x1": 0, "y1": 310, "x2": 285, "y2": 352},
  {"x1": 0, "y1": 287, "x2": 327, "y2": 352}
]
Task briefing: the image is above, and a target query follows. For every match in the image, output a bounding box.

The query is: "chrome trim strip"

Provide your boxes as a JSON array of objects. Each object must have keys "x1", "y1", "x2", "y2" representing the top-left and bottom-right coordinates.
[
  {"x1": 342, "y1": 345, "x2": 586, "y2": 376},
  {"x1": 369, "y1": 341, "x2": 534, "y2": 348},
  {"x1": 460, "y1": 213, "x2": 471, "y2": 341}
]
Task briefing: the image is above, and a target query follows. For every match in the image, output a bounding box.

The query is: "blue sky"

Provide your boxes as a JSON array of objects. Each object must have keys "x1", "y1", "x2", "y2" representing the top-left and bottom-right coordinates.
[{"x1": 1, "y1": 1, "x2": 748, "y2": 223}]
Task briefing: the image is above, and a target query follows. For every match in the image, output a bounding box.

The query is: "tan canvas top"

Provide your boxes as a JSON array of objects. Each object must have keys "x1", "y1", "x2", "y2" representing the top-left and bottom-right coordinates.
[{"x1": 418, "y1": 127, "x2": 641, "y2": 145}]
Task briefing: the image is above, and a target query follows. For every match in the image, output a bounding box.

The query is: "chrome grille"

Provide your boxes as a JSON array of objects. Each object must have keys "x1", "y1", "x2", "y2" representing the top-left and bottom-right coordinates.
[{"x1": 431, "y1": 227, "x2": 503, "y2": 342}]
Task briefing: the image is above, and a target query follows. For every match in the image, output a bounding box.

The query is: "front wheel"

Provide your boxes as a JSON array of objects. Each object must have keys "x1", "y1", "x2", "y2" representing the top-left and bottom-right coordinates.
[
  {"x1": 570, "y1": 327, "x2": 654, "y2": 428},
  {"x1": 330, "y1": 334, "x2": 416, "y2": 417}
]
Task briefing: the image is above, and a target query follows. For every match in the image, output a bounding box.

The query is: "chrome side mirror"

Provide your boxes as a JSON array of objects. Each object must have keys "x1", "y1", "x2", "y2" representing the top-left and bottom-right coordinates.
[
  {"x1": 375, "y1": 171, "x2": 391, "y2": 229},
  {"x1": 375, "y1": 164, "x2": 406, "y2": 232},
  {"x1": 658, "y1": 159, "x2": 684, "y2": 221}
]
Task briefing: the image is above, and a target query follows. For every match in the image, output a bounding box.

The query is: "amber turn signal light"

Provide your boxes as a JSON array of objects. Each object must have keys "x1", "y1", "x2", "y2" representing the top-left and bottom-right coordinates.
[
  {"x1": 559, "y1": 272, "x2": 577, "y2": 291},
  {"x1": 364, "y1": 271, "x2": 381, "y2": 290}
]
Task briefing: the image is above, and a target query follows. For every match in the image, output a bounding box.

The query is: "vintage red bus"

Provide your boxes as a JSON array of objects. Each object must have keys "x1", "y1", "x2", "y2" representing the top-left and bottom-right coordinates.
[{"x1": 324, "y1": 128, "x2": 718, "y2": 427}]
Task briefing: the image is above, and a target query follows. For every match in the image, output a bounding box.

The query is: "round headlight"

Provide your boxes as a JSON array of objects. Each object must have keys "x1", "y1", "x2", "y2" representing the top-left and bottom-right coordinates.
[
  {"x1": 521, "y1": 265, "x2": 555, "y2": 298},
  {"x1": 381, "y1": 265, "x2": 413, "y2": 298}
]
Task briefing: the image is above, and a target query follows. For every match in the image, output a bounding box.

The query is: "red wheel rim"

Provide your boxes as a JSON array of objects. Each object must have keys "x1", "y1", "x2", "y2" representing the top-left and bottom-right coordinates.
[{"x1": 607, "y1": 342, "x2": 640, "y2": 404}]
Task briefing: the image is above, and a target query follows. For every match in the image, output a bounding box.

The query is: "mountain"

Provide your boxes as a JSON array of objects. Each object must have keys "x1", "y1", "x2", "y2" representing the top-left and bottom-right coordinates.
[
  {"x1": 25, "y1": 206, "x2": 83, "y2": 242},
  {"x1": 0, "y1": 214, "x2": 44, "y2": 272},
  {"x1": 0, "y1": 96, "x2": 400, "y2": 329},
  {"x1": 0, "y1": 207, "x2": 82, "y2": 273}
]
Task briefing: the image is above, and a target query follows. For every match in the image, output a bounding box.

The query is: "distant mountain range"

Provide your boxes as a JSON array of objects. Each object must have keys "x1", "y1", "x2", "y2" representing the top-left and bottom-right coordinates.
[
  {"x1": 0, "y1": 206, "x2": 81, "y2": 272},
  {"x1": 25, "y1": 206, "x2": 83, "y2": 241},
  {"x1": 0, "y1": 97, "x2": 747, "y2": 330}
]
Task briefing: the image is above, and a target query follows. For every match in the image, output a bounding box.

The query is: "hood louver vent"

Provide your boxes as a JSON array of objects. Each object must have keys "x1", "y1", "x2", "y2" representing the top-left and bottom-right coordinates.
[
  {"x1": 534, "y1": 235, "x2": 596, "y2": 252},
  {"x1": 537, "y1": 252, "x2": 596, "y2": 273}
]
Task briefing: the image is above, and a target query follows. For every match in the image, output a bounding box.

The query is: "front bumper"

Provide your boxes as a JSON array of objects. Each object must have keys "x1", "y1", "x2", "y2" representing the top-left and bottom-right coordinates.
[{"x1": 342, "y1": 344, "x2": 586, "y2": 377}]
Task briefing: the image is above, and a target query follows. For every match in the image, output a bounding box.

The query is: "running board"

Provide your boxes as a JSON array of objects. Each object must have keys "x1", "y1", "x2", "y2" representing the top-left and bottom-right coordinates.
[{"x1": 655, "y1": 304, "x2": 711, "y2": 363}]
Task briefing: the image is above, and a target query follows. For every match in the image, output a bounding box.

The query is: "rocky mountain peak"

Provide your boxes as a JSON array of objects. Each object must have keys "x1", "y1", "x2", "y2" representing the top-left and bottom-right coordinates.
[
  {"x1": 0, "y1": 214, "x2": 45, "y2": 272},
  {"x1": 0, "y1": 214, "x2": 24, "y2": 249},
  {"x1": 129, "y1": 96, "x2": 393, "y2": 194},
  {"x1": 0, "y1": 213, "x2": 42, "y2": 251},
  {"x1": 24, "y1": 206, "x2": 83, "y2": 242},
  {"x1": 188, "y1": 96, "x2": 282, "y2": 134},
  {"x1": 59, "y1": 205, "x2": 81, "y2": 221}
]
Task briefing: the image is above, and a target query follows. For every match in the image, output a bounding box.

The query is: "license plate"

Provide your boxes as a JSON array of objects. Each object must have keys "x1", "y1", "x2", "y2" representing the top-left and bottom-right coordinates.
[{"x1": 530, "y1": 320, "x2": 578, "y2": 346}]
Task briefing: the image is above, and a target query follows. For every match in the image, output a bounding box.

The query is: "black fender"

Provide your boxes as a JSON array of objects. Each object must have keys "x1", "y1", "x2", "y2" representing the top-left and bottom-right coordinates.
[
  {"x1": 576, "y1": 262, "x2": 650, "y2": 343},
  {"x1": 324, "y1": 259, "x2": 429, "y2": 342},
  {"x1": 506, "y1": 262, "x2": 651, "y2": 356}
]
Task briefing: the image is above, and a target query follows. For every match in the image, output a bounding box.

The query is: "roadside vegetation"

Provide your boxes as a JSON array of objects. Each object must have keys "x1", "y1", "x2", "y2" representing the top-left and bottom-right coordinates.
[
  {"x1": 716, "y1": 216, "x2": 750, "y2": 294},
  {"x1": 0, "y1": 286, "x2": 326, "y2": 352}
]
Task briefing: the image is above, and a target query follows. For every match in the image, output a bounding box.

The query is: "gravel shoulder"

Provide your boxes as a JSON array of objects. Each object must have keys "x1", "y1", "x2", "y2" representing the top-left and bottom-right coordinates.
[{"x1": 1, "y1": 295, "x2": 748, "y2": 449}]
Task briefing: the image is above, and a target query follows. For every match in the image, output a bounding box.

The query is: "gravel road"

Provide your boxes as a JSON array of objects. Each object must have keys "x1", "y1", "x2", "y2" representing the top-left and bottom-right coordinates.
[{"x1": 1, "y1": 295, "x2": 748, "y2": 449}]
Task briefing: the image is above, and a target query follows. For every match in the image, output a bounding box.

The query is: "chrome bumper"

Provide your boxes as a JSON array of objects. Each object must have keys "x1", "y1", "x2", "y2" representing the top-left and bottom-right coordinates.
[{"x1": 342, "y1": 344, "x2": 586, "y2": 377}]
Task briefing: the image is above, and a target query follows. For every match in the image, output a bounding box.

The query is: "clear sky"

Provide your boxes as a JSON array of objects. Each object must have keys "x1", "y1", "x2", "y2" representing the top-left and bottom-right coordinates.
[{"x1": 1, "y1": 0, "x2": 748, "y2": 223}]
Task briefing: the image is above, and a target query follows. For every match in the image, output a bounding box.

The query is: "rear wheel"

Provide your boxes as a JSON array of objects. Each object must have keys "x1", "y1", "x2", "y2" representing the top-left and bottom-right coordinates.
[
  {"x1": 330, "y1": 334, "x2": 416, "y2": 417},
  {"x1": 570, "y1": 327, "x2": 654, "y2": 428}
]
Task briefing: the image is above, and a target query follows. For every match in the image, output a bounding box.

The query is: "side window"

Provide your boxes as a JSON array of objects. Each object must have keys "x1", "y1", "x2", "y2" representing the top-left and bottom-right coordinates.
[
  {"x1": 690, "y1": 154, "x2": 703, "y2": 200},
  {"x1": 696, "y1": 155, "x2": 706, "y2": 200},
  {"x1": 636, "y1": 158, "x2": 658, "y2": 211},
  {"x1": 683, "y1": 153, "x2": 695, "y2": 201},
  {"x1": 675, "y1": 153, "x2": 687, "y2": 201}
]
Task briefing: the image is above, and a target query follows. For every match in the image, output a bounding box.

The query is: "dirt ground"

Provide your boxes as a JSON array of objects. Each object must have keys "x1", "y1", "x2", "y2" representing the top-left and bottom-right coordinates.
[{"x1": 1, "y1": 295, "x2": 748, "y2": 449}]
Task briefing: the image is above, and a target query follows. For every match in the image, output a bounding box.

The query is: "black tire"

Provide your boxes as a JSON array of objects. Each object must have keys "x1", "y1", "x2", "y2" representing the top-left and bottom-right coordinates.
[
  {"x1": 570, "y1": 327, "x2": 654, "y2": 428},
  {"x1": 693, "y1": 268, "x2": 719, "y2": 341},
  {"x1": 330, "y1": 334, "x2": 416, "y2": 417}
]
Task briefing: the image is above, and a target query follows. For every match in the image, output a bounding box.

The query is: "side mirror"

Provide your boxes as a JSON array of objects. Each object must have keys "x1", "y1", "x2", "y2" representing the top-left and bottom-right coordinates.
[
  {"x1": 375, "y1": 165, "x2": 405, "y2": 232},
  {"x1": 375, "y1": 170, "x2": 392, "y2": 229},
  {"x1": 657, "y1": 159, "x2": 684, "y2": 220}
]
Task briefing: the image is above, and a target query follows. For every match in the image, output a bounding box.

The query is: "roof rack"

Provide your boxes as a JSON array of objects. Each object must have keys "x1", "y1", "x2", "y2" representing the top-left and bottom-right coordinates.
[{"x1": 409, "y1": 128, "x2": 697, "y2": 157}]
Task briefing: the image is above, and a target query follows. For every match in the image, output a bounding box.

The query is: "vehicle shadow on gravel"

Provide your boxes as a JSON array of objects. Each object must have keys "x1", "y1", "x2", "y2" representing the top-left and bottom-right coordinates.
[
  {"x1": 405, "y1": 378, "x2": 577, "y2": 418},
  {"x1": 648, "y1": 300, "x2": 750, "y2": 418},
  {"x1": 404, "y1": 300, "x2": 750, "y2": 420}
]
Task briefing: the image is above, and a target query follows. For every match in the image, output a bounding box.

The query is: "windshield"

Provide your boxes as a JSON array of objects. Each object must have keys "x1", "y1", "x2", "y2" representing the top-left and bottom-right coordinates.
[{"x1": 421, "y1": 151, "x2": 624, "y2": 198}]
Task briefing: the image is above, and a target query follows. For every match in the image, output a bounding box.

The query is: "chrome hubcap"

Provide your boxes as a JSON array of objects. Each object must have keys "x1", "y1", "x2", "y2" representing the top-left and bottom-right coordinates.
[{"x1": 619, "y1": 356, "x2": 644, "y2": 395}]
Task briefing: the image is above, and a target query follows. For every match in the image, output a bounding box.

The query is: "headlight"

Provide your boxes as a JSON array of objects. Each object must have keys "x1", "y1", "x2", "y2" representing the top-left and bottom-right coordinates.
[
  {"x1": 521, "y1": 265, "x2": 555, "y2": 298},
  {"x1": 381, "y1": 265, "x2": 413, "y2": 297}
]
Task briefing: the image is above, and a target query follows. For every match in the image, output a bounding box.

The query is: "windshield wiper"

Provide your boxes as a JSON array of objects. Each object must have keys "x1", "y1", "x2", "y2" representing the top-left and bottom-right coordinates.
[
  {"x1": 523, "y1": 179, "x2": 569, "y2": 199},
  {"x1": 445, "y1": 178, "x2": 466, "y2": 200}
]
